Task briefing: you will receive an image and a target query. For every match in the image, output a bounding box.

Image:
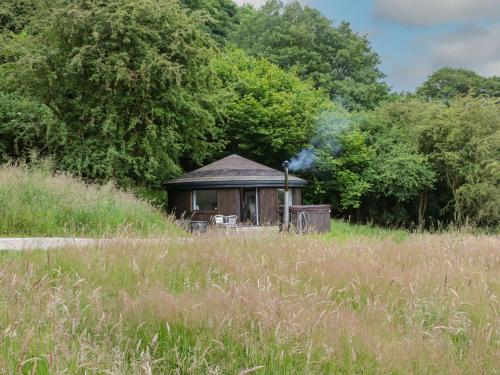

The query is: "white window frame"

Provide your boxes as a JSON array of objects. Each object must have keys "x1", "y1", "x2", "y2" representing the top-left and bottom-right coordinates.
[{"x1": 192, "y1": 190, "x2": 218, "y2": 211}]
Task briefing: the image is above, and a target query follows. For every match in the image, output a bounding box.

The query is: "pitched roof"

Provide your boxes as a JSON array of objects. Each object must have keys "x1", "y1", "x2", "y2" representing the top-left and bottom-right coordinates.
[{"x1": 166, "y1": 154, "x2": 306, "y2": 189}]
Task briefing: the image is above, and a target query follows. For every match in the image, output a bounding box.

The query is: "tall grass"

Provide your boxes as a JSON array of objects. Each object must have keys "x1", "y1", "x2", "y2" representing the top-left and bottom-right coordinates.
[
  {"x1": 0, "y1": 163, "x2": 178, "y2": 237},
  {"x1": 327, "y1": 219, "x2": 408, "y2": 242},
  {"x1": 0, "y1": 231, "x2": 498, "y2": 373}
]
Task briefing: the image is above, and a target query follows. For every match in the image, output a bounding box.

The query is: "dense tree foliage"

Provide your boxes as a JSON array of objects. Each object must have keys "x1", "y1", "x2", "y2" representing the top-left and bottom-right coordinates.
[
  {"x1": 0, "y1": 93, "x2": 64, "y2": 163},
  {"x1": 417, "y1": 67, "x2": 500, "y2": 101},
  {"x1": 361, "y1": 113, "x2": 436, "y2": 226},
  {"x1": 301, "y1": 96, "x2": 499, "y2": 227},
  {"x1": 211, "y1": 48, "x2": 329, "y2": 168},
  {"x1": 299, "y1": 107, "x2": 437, "y2": 226},
  {"x1": 230, "y1": 0, "x2": 388, "y2": 110},
  {"x1": 0, "y1": 0, "x2": 498, "y2": 228},
  {"x1": 298, "y1": 109, "x2": 373, "y2": 212},
  {"x1": 1, "y1": 0, "x2": 224, "y2": 187},
  {"x1": 0, "y1": 0, "x2": 48, "y2": 33},
  {"x1": 180, "y1": 0, "x2": 239, "y2": 45},
  {"x1": 407, "y1": 96, "x2": 499, "y2": 225}
]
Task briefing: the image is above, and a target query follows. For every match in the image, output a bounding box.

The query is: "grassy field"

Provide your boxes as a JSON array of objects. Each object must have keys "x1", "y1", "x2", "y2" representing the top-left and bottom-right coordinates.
[
  {"x1": 327, "y1": 219, "x2": 408, "y2": 242},
  {"x1": 0, "y1": 231, "x2": 498, "y2": 374},
  {"x1": 0, "y1": 163, "x2": 498, "y2": 373},
  {"x1": 0, "y1": 163, "x2": 178, "y2": 237}
]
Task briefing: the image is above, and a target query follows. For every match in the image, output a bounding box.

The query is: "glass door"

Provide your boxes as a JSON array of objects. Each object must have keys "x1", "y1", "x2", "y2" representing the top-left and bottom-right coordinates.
[{"x1": 243, "y1": 188, "x2": 258, "y2": 225}]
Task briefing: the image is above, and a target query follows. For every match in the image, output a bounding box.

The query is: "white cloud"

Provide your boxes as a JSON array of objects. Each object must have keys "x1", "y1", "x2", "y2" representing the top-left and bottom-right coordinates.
[
  {"x1": 373, "y1": 0, "x2": 500, "y2": 26},
  {"x1": 386, "y1": 23, "x2": 500, "y2": 91},
  {"x1": 386, "y1": 57, "x2": 433, "y2": 92},
  {"x1": 429, "y1": 24, "x2": 500, "y2": 76}
]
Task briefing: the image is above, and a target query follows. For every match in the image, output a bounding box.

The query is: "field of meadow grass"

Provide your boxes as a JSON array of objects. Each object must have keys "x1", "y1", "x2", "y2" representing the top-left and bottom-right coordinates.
[
  {"x1": 0, "y1": 230, "x2": 498, "y2": 374},
  {"x1": 327, "y1": 219, "x2": 408, "y2": 242},
  {"x1": 0, "y1": 163, "x2": 179, "y2": 238}
]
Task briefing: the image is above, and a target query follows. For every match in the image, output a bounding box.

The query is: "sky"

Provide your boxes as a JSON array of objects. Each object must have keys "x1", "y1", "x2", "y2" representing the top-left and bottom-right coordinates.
[{"x1": 234, "y1": 0, "x2": 500, "y2": 92}]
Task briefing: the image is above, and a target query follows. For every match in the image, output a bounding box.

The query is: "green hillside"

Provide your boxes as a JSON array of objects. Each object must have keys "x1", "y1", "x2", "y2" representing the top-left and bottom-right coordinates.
[{"x1": 0, "y1": 163, "x2": 178, "y2": 237}]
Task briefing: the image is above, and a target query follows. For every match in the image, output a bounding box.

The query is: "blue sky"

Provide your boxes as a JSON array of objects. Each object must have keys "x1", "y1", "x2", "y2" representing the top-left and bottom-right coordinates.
[{"x1": 235, "y1": 0, "x2": 500, "y2": 92}]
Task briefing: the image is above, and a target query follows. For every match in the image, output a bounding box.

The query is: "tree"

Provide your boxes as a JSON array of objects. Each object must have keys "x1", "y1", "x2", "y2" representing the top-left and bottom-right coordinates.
[
  {"x1": 360, "y1": 111, "x2": 436, "y2": 226},
  {"x1": 417, "y1": 67, "x2": 500, "y2": 102},
  {"x1": 180, "y1": 0, "x2": 239, "y2": 45},
  {"x1": 0, "y1": 93, "x2": 65, "y2": 163},
  {"x1": 0, "y1": 0, "x2": 49, "y2": 33},
  {"x1": 293, "y1": 106, "x2": 435, "y2": 226},
  {"x1": 1, "y1": 0, "x2": 225, "y2": 187},
  {"x1": 316, "y1": 127, "x2": 373, "y2": 211},
  {"x1": 296, "y1": 109, "x2": 374, "y2": 212},
  {"x1": 211, "y1": 47, "x2": 330, "y2": 168},
  {"x1": 299, "y1": 96, "x2": 498, "y2": 228},
  {"x1": 230, "y1": 0, "x2": 388, "y2": 110},
  {"x1": 415, "y1": 96, "x2": 500, "y2": 225},
  {"x1": 371, "y1": 96, "x2": 500, "y2": 226}
]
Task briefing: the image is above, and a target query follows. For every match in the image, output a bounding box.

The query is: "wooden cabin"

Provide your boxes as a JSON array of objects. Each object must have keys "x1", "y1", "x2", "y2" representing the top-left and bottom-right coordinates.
[{"x1": 166, "y1": 154, "x2": 306, "y2": 225}]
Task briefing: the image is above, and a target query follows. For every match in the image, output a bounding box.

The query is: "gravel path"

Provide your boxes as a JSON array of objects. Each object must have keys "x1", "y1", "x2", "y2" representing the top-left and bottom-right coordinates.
[
  {"x1": 0, "y1": 237, "x2": 189, "y2": 251},
  {"x1": 0, "y1": 227, "x2": 276, "y2": 250}
]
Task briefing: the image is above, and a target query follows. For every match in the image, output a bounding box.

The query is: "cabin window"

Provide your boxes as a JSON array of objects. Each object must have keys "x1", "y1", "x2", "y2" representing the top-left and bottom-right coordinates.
[
  {"x1": 277, "y1": 189, "x2": 293, "y2": 206},
  {"x1": 192, "y1": 190, "x2": 218, "y2": 211}
]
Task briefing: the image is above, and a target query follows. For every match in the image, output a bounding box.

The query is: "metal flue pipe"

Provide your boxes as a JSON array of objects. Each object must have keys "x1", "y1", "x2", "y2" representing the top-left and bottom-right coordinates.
[{"x1": 282, "y1": 160, "x2": 289, "y2": 230}]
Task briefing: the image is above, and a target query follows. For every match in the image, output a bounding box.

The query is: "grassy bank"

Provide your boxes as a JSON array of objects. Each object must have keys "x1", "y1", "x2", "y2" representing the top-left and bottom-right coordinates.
[
  {"x1": 0, "y1": 163, "x2": 178, "y2": 237},
  {"x1": 0, "y1": 232, "x2": 498, "y2": 373}
]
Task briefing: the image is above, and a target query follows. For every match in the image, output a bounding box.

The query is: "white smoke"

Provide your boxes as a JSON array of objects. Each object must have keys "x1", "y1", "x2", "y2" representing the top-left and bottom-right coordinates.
[
  {"x1": 289, "y1": 148, "x2": 315, "y2": 171},
  {"x1": 288, "y1": 108, "x2": 353, "y2": 172}
]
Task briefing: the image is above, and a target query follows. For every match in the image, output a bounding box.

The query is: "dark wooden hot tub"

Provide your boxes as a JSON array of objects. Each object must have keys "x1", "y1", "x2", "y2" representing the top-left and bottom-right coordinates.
[{"x1": 280, "y1": 205, "x2": 331, "y2": 233}]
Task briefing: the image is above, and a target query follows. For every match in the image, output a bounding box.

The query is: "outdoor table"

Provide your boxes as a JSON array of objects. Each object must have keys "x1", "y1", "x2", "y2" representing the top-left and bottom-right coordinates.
[{"x1": 188, "y1": 220, "x2": 208, "y2": 234}]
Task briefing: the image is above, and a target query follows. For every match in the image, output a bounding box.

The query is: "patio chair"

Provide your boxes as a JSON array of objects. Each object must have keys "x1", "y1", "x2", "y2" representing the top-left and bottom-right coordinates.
[
  {"x1": 213, "y1": 215, "x2": 225, "y2": 227},
  {"x1": 224, "y1": 215, "x2": 238, "y2": 232}
]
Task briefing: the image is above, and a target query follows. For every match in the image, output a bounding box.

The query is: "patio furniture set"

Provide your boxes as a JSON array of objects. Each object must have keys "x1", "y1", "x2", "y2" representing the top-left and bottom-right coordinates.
[{"x1": 188, "y1": 215, "x2": 238, "y2": 233}]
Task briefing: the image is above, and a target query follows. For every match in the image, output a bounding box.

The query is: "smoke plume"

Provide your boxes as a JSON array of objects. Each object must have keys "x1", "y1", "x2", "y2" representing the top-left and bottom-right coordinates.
[
  {"x1": 289, "y1": 148, "x2": 315, "y2": 171},
  {"x1": 288, "y1": 109, "x2": 353, "y2": 172}
]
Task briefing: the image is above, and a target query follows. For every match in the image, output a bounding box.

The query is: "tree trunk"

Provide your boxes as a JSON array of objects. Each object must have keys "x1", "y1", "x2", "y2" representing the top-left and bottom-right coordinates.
[{"x1": 417, "y1": 191, "x2": 427, "y2": 229}]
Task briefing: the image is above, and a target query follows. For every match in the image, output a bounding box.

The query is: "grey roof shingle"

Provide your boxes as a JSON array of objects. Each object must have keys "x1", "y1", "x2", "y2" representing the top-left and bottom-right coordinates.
[{"x1": 166, "y1": 154, "x2": 306, "y2": 189}]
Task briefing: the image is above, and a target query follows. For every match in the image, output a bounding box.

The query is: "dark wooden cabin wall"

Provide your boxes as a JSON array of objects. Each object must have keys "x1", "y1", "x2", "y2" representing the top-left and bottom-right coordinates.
[
  {"x1": 258, "y1": 188, "x2": 279, "y2": 225},
  {"x1": 292, "y1": 188, "x2": 302, "y2": 205},
  {"x1": 168, "y1": 190, "x2": 192, "y2": 219},
  {"x1": 169, "y1": 187, "x2": 302, "y2": 225},
  {"x1": 217, "y1": 189, "x2": 241, "y2": 220}
]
